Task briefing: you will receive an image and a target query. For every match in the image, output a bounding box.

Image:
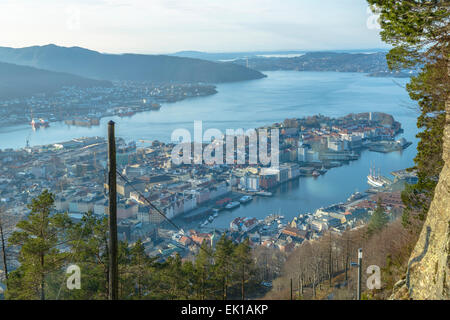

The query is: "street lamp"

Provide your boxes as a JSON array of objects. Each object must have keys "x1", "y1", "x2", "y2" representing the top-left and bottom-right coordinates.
[{"x1": 350, "y1": 248, "x2": 363, "y2": 300}]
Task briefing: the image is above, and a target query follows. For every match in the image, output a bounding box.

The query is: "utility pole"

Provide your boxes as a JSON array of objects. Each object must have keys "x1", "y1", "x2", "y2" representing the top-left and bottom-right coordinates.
[
  {"x1": 108, "y1": 121, "x2": 118, "y2": 300},
  {"x1": 0, "y1": 212, "x2": 8, "y2": 281},
  {"x1": 357, "y1": 248, "x2": 362, "y2": 300}
]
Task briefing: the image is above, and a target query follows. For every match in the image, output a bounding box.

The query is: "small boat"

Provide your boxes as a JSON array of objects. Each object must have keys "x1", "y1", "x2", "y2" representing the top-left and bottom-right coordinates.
[
  {"x1": 347, "y1": 191, "x2": 364, "y2": 202},
  {"x1": 239, "y1": 195, "x2": 253, "y2": 204},
  {"x1": 312, "y1": 170, "x2": 320, "y2": 177},
  {"x1": 318, "y1": 166, "x2": 328, "y2": 174},
  {"x1": 208, "y1": 216, "x2": 214, "y2": 222},
  {"x1": 225, "y1": 201, "x2": 241, "y2": 210},
  {"x1": 213, "y1": 213, "x2": 218, "y2": 218},
  {"x1": 117, "y1": 107, "x2": 136, "y2": 117},
  {"x1": 150, "y1": 103, "x2": 161, "y2": 110},
  {"x1": 256, "y1": 191, "x2": 273, "y2": 197}
]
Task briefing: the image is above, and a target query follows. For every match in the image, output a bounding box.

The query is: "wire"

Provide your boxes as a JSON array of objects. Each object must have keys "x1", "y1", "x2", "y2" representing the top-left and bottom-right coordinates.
[
  {"x1": 115, "y1": 170, "x2": 241, "y2": 281},
  {"x1": 55, "y1": 221, "x2": 88, "y2": 300},
  {"x1": 116, "y1": 170, "x2": 184, "y2": 232}
]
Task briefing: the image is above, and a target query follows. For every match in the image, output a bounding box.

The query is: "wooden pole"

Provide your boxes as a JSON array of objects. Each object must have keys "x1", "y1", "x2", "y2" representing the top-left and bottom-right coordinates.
[
  {"x1": 108, "y1": 121, "x2": 118, "y2": 300},
  {"x1": 0, "y1": 213, "x2": 8, "y2": 281}
]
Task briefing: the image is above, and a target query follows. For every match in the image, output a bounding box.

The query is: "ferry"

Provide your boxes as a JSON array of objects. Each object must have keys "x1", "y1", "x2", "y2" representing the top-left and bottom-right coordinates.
[
  {"x1": 31, "y1": 118, "x2": 50, "y2": 129},
  {"x1": 31, "y1": 118, "x2": 39, "y2": 130},
  {"x1": 225, "y1": 201, "x2": 241, "y2": 210},
  {"x1": 239, "y1": 195, "x2": 253, "y2": 204},
  {"x1": 39, "y1": 118, "x2": 49, "y2": 127}
]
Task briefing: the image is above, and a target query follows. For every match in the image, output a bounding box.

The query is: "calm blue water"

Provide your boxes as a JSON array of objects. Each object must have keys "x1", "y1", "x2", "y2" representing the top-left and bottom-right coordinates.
[{"x1": 0, "y1": 71, "x2": 419, "y2": 228}]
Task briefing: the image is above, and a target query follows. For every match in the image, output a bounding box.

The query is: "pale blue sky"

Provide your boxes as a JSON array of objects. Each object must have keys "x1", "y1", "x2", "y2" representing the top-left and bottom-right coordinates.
[{"x1": 1, "y1": 0, "x2": 386, "y2": 54}]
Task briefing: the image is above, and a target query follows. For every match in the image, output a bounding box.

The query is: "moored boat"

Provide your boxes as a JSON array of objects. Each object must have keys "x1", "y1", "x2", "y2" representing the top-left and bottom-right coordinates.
[
  {"x1": 225, "y1": 201, "x2": 240, "y2": 210},
  {"x1": 347, "y1": 191, "x2": 364, "y2": 202},
  {"x1": 256, "y1": 191, "x2": 273, "y2": 197},
  {"x1": 239, "y1": 195, "x2": 253, "y2": 204},
  {"x1": 367, "y1": 166, "x2": 385, "y2": 187}
]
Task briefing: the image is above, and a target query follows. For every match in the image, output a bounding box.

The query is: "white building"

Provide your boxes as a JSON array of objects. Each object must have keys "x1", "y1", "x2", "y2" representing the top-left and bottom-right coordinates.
[{"x1": 240, "y1": 174, "x2": 260, "y2": 191}]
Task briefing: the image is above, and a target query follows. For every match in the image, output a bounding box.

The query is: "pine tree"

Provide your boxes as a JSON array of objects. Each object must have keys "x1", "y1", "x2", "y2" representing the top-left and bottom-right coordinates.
[
  {"x1": 194, "y1": 241, "x2": 213, "y2": 299},
  {"x1": 367, "y1": 198, "x2": 389, "y2": 236},
  {"x1": 60, "y1": 212, "x2": 110, "y2": 300},
  {"x1": 367, "y1": 1, "x2": 449, "y2": 228},
  {"x1": 128, "y1": 239, "x2": 155, "y2": 299},
  {"x1": 213, "y1": 234, "x2": 234, "y2": 300},
  {"x1": 6, "y1": 190, "x2": 72, "y2": 300},
  {"x1": 233, "y1": 238, "x2": 254, "y2": 300}
]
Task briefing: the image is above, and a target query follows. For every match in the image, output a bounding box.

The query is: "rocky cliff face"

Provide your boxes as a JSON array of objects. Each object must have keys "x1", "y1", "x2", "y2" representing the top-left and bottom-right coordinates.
[{"x1": 392, "y1": 98, "x2": 450, "y2": 300}]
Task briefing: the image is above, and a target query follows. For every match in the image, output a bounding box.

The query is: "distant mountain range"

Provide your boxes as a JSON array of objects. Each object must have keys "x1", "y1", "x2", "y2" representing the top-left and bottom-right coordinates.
[
  {"x1": 233, "y1": 51, "x2": 400, "y2": 74},
  {"x1": 171, "y1": 49, "x2": 389, "y2": 61},
  {"x1": 0, "y1": 62, "x2": 111, "y2": 99},
  {"x1": 172, "y1": 50, "x2": 413, "y2": 77},
  {"x1": 0, "y1": 44, "x2": 266, "y2": 83},
  {"x1": 0, "y1": 45, "x2": 406, "y2": 100}
]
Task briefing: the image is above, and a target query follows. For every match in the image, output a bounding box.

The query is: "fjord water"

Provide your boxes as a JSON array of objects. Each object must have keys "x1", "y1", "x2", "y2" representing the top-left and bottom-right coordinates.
[{"x1": 0, "y1": 71, "x2": 418, "y2": 228}]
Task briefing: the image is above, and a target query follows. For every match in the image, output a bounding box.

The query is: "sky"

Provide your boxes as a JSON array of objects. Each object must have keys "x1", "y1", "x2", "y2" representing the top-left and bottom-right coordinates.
[{"x1": 1, "y1": 0, "x2": 387, "y2": 54}]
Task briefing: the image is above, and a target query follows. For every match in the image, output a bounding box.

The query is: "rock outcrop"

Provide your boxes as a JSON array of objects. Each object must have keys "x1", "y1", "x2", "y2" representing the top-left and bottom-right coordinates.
[{"x1": 392, "y1": 97, "x2": 450, "y2": 300}]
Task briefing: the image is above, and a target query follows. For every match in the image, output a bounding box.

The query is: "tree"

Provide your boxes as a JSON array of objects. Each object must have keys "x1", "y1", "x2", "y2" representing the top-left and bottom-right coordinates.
[
  {"x1": 367, "y1": 198, "x2": 389, "y2": 235},
  {"x1": 59, "y1": 212, "x2": 109, "y2": 300},
  {"x1": 6, "y1": 190, "x2": 72, "y2": 300},
  {"x1": 193, "y1": 241, "x2": 213, "y2": 299},
  {"x1": 233, "y1": 238, "x2": 254, "y2": 300},
  {"x1": 367, "y1": 0, "x2": 449, "y2": 228},
  {"x1": 213, "y1": 234, "x2": 234, "y2": 300},
  {"x1": 128, "y1": 239, "x2": 155, "y2": 299},
  {"x1": 160, "y1": 253, "x2": 191, "y2": 299}
]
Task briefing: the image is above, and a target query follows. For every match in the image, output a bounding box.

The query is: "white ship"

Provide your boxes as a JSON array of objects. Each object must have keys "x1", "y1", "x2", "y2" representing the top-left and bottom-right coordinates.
[{"x1": 367, "y1": 167, "x2": 385, "y2": 188}]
